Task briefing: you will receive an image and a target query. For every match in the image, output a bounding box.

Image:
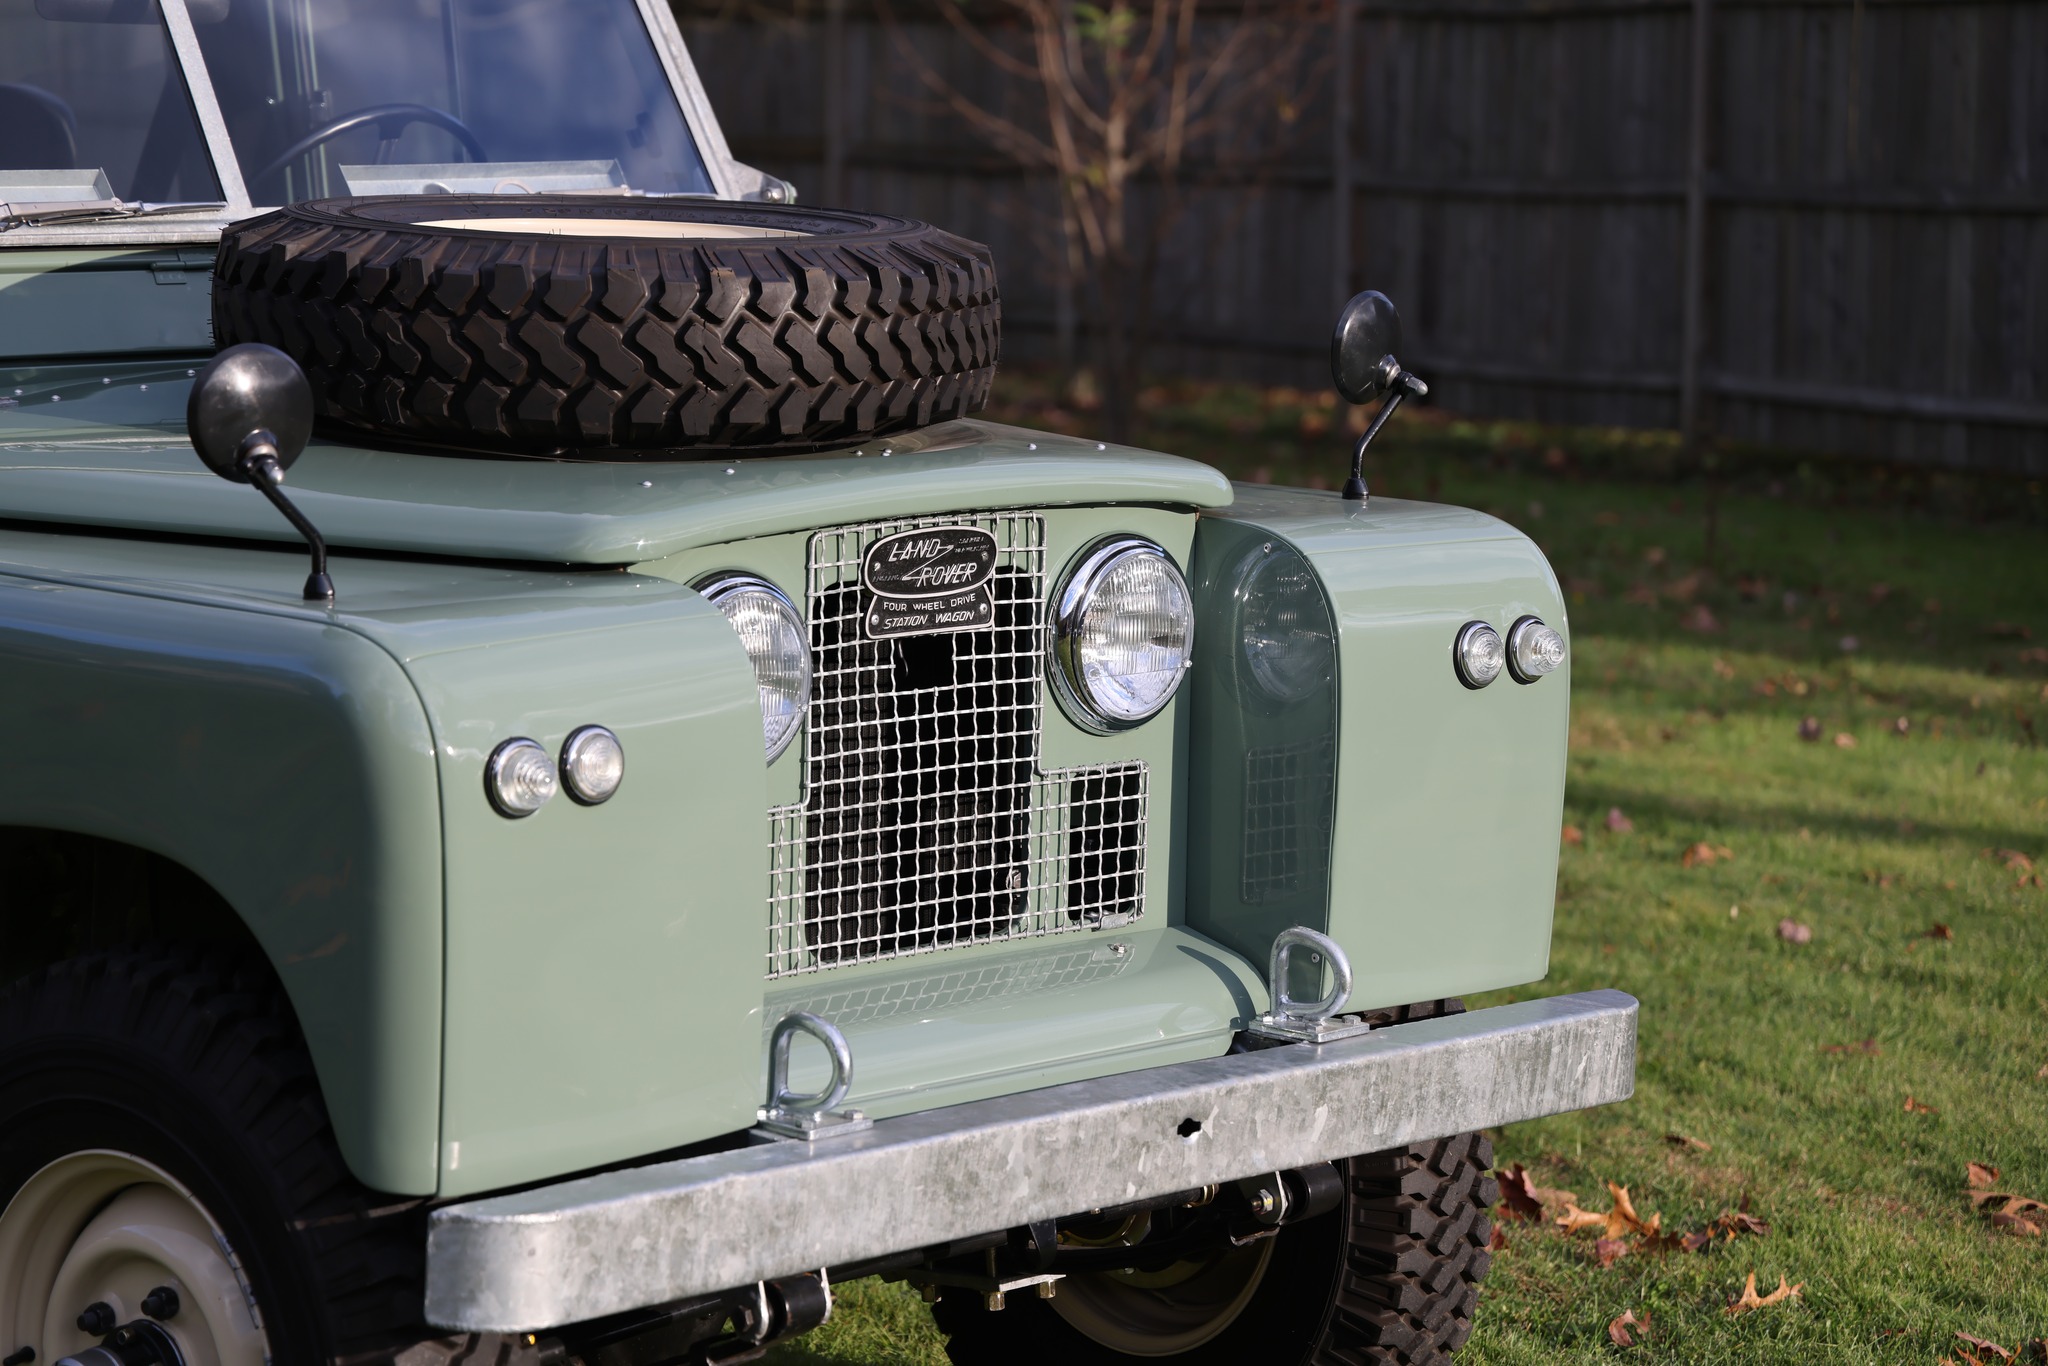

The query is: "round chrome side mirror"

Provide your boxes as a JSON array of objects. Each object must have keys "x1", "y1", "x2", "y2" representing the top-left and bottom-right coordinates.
[
  {"x1": 1330, "y1": 289, "x2": 1403, "y2": 406},
  {"x1": 187, "y1": 343, "x2": 314, "y2": 483}
]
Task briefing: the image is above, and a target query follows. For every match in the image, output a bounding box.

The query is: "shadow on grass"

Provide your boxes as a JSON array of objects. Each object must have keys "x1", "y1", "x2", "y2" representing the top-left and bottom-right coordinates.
[{"x1": 1561, "y1": 777, "x2": 2048, "y2": 860}]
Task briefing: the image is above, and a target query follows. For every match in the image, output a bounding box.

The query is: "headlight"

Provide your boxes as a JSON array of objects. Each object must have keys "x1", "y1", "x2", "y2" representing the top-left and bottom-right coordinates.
[
  {"x1": 696, "y1": 573, "x2": 811, "y2": 763},
  {"x1": 1453, "y1": 620, "x2": 1505, "y2": 689},
  {"x1": 486, "y1": 737, "x2": 557, "y2": 817},
  {"x1": 1238, "y1": 542, "x2": 1333, "y2": 703},
  {"x1": 1507, "y1": 616, "x2": 1567, "y2": 683},
  {"x1": 1049, "y1": 536, "x2": 1194, "y2": 732},
  {"x1": 560, "y1": 724, "x2": 625, "y2": 804}
]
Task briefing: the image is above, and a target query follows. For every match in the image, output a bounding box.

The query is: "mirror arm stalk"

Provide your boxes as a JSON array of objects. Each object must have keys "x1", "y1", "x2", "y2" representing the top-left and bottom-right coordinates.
[
  {"x1": 236, "y1": 436, "x2": 335, "y2": 603},
  {"x1": 1341, "y1": 369, "x2": 1427, "y2": 503}
]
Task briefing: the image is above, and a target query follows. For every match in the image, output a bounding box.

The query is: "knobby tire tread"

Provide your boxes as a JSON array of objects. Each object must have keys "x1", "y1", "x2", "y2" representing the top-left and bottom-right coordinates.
[
  {"x1": 0, "y1": 947, "x2": 531, "y2": 1365},
  {"x1": 209, "y1": 198, "x2": 1000, "y2": 455}
]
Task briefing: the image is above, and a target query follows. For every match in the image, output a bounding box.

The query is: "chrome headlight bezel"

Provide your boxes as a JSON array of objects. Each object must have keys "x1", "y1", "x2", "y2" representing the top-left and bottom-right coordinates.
[
  {"x1": 1048, "y1": 535, "x2": 1195, "y2": 734},
  {"x1": 695, "y1": 572, "x2": 812, "y2": 764}
]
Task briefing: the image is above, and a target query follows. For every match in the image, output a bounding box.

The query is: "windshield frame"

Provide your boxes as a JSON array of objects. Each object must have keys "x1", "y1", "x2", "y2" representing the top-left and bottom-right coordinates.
[{"x1": 2, "y1": 0, "x2": 758, "y2": 245}]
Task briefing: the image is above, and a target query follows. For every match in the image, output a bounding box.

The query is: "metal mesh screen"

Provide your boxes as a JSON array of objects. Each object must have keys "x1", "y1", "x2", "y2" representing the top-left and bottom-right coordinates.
[
  {"x1": 765, "y1": 512, "x2": 1149, "y2": 978},
  {"x1": 1241, "y1": 740, "x2": 1334, "y2": 903}
]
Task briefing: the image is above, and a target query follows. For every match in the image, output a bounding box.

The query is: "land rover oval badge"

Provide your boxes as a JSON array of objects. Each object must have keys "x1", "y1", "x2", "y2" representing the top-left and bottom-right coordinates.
[{"x1": 862, "y1": 526, "x2": 998, "y2": 639}]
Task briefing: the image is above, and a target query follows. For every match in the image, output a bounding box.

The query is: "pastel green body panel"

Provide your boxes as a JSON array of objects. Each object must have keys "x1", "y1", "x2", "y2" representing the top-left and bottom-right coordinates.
[
  {"x1": 0, "y1": 250, "x2": 218, "y2": 359},
  {"x1": 0, "y1": 362, "x2": 1230, "y2": 564},
  {"x1": 0, "y1": 532, "x2": 446, "y2": 1194},
  {"x1": 1187, "y1": 487, "x2": 1568, "y2": 1007}
]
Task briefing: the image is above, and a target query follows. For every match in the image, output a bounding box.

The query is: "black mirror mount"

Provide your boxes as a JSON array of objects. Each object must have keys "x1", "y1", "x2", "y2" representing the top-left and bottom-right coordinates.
[
  {"x1": 1329, "y1": 290, "x2": 1428, "y2": 503},
  {"x1": 186, "y1": 343, "x2": 334, "y2": 603}
]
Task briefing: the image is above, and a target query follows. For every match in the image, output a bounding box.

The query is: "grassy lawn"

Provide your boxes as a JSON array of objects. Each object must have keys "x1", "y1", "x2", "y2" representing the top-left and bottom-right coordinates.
[{"x1": 770, "y1": 378, "x2": 2048, "y2": 1365}]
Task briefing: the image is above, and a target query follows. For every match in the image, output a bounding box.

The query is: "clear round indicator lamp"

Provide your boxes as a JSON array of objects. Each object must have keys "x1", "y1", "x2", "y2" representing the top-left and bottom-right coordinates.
[
  {"x1": 486, "y1": 737, "x2": 557, "y2": 817},
  {"x1": 1049, "y1": 536, "x2": 1195, "y2": 732},
  {"x1": 1453, "y1": 620, "x2": 1506, "y2": 689},
  {"x1": 1507, "y1": 616, "x2": 1567, "y2": 683},
  {"x1": 695, "y1": 573, "x2": 812, "y2": 763},
  {"x1": 560, "y1": 725, "x2": 625, "y2": 804}
]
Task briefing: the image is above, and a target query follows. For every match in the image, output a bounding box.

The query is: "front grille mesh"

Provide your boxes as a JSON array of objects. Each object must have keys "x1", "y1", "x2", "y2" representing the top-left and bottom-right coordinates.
[{"x1": 766, "y1": 512, "x2": 1147, "y2": 978}]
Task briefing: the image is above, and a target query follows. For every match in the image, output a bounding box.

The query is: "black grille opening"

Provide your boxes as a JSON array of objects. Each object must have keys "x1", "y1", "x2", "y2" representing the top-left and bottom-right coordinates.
[
  {"x1": 804, "y1": 568, "x2": 1039, "y2": 965},
  {"x1": 1066, "y1": 765, "x2": 1145, "y2": 921}
]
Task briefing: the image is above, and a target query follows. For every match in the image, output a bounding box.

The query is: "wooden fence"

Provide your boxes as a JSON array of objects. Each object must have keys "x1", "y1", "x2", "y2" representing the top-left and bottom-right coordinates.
[{"x1": 678, "y1": 1, "x2": 2048, "y2": 476}]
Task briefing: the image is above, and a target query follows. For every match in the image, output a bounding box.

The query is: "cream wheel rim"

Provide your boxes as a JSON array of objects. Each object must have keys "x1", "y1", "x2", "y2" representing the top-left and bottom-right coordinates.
[{"x1": 0, "y1": 1151, "x2": 270, "y2": 1366}]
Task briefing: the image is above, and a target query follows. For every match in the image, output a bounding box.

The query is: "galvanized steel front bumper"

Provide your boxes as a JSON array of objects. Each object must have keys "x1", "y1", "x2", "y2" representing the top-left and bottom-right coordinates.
[{"x1": 425, "y1": 989, "x2": 1637, "y2": 1331}]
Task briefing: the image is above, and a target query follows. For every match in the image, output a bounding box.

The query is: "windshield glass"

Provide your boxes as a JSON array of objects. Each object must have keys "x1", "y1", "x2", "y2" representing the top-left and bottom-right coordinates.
[
  {"x1": 0, "y1": 0, "x2": 221, "y2": 206},
  {"x1": 190, "y1": 0, "x2": 714, "y2": 206}
]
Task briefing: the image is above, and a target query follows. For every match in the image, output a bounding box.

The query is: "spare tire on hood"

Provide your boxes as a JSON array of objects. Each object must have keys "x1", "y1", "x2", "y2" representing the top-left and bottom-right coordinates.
[{"x1": 209, "y1": 196, "x2": 1000, "y2": 456}]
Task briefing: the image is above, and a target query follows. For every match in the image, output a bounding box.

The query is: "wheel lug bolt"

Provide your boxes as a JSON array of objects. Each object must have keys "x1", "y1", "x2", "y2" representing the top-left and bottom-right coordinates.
[
  {"x1": 142, "y1": 1286, "x2": 180, "y2": 1321},
  {"x1": 76, "y1": 1302, "x2": 116, "y2": 1336}
]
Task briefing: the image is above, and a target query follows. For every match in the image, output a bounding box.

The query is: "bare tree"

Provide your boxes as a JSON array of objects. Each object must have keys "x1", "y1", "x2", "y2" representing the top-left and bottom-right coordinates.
[{"x1": 877, "y1": 0, "x2": 1323, "y2": 439}]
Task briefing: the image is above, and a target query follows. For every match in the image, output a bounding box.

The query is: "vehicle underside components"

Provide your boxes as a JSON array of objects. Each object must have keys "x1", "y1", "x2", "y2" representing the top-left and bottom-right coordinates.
[
  {"x1": 930, "y1": 1135, "x2": 1497, "y2": 1365},
  {"x1": 209, "y1": 197, "x2": 1001, "y2": 456}
]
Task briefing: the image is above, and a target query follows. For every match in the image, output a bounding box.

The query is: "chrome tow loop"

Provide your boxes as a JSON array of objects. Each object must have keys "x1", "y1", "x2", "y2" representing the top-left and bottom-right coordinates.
[
  {"x1": 751, "y1": 1011, "x2": 874, "y2": 1142},
  {"x1": 1244, "y1": 927, "x2": 1374, "y2": 1045}
]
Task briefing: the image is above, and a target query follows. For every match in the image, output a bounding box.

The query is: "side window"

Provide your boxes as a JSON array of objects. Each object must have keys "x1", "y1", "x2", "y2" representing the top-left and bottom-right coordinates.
[{"x1": 0, "y1": 0, "x2": 221, "y2": 204}]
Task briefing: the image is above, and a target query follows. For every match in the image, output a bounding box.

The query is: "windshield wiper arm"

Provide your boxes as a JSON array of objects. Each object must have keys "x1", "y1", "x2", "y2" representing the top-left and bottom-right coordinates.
[{"x1": 0, "y1": 199, "x2": 230, "y2": 230}]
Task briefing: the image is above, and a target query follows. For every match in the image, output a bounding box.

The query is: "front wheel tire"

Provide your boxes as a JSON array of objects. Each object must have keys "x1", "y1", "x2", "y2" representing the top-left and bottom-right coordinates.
[{"x1": 0, "y1": 949, "x2": 524, "y2": 1366}]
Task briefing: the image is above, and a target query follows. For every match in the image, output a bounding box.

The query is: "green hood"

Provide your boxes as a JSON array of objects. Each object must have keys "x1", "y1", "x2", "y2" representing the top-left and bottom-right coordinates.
[{"x1": 0, "y1": 360, "x2": 1232, "y2": 564}]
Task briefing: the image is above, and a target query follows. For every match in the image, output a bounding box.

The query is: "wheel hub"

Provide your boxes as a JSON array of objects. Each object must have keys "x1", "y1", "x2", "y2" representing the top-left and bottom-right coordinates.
[{"x1": 0, "y1": 1152, "x2": 269, "y2": 1366}]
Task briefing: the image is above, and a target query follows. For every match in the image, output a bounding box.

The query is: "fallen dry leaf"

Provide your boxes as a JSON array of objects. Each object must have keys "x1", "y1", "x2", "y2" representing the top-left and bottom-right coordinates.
[
  {"x1": 1682, "y1": 842, "x2": 1735, "y2": 867},
  {"x1": 1778, "y1": 918, "x2": 1813, "y2": 945},
  {"x1": 1665, "y1": 1132, "x2": 1712, "y2": 1152},
  {"x1": 1905, "y1": 1095, "x2": 1939, "y2": 1115},
  {"x1": 1956, "y1": 1334, "x2": 2016, "y2": 1363},
  {"x1": 1594, "y1": 1236, "x2": 1630, "y2": 1268},
  {"x1": 1713, "y1": 1209, "x2": 1771, "y2": 1239},
  {"x1": 1679, "y1": 1229, "x2": 1714, "y2": 1253},
  {"x1": 1924, "y1": 922, "x2": 1955, "y2": 940},
  {"x1": 1606, "y1": 1183, "x2": 1661, "y2": 1239},
  {"x1": 1495, "y1": 1163, "x2": 1576, "y2": 1222},
  {"x1": 1834, "y1": 732, "x2": 1858, "y2": 748},
  {"x1": 1893, "y1": 715, "x2": 1912, "y2": 735},
  {"x1": 1555, "y1": 1200, "x2": 1607, "y2": 1234},
  {"x1": 1967, "y1": 1162, "x2": 2001, "y2": 1189},
  {"x1": 1607, "y1": 806, "x2": 1635, "y2": 834},
  {"x1": 1725, "y1": 1271, "x2": 1803, "y2": 1315},
  {"x1": 1607, "y1": 1309, "x2": 1651, "y2": 1347},
  {"x1": 2038, "y1": 1063, "x2": 2048, "y2": 1080},
  {"x1": 1562, "y1": 824, "x2": 1584, "y2": 846},
  {"x1": 1798, "y1": 716, "x2": 1823, "y2": 741},
  {"x1": 1487, "y1": 1223, "x2": 1509, "y2": 1251},
  {"x1": 1988, "y1": 848, "x2": 2036, "y2": 872},
  {"x1": 1821, "y1": 1038, "x2": 1880, "y2": 1055}
]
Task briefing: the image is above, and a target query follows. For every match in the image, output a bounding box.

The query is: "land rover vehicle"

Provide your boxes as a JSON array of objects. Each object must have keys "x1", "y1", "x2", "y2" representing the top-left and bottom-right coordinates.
[{"x1": 0, "y1": 1, "x2": 1635, "y2": 1361}]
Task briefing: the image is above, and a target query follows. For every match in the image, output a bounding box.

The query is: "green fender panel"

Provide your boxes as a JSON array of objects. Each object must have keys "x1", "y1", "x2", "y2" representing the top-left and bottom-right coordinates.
[
  {"x1": 0, "y1": 569, "x2": 445, "y2": 1195},
  {"x1": 1187, "y1": 487, "x2": 1568, "y2": 1008}
]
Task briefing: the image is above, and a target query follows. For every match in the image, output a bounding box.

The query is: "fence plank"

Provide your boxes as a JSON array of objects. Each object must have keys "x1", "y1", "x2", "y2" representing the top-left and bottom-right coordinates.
[{"x1": 677, "y1": 0, "x2": 2046, "y2": 475}]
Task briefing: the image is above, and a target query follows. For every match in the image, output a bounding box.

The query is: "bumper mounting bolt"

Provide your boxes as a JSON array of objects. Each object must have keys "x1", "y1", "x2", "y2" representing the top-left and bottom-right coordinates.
[{"x1": 983, "y1": 1290, "x2": 1006, "y2": 1312}]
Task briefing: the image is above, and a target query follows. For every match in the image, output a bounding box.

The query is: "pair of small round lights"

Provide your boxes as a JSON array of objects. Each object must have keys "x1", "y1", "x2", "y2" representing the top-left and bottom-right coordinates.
[
  {"x1": 486, "y1": 726, "x2": 624, "y2": 818},
  {"x1": 1455, "y1": 616, "x2": 1567, "y2": 689}
]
